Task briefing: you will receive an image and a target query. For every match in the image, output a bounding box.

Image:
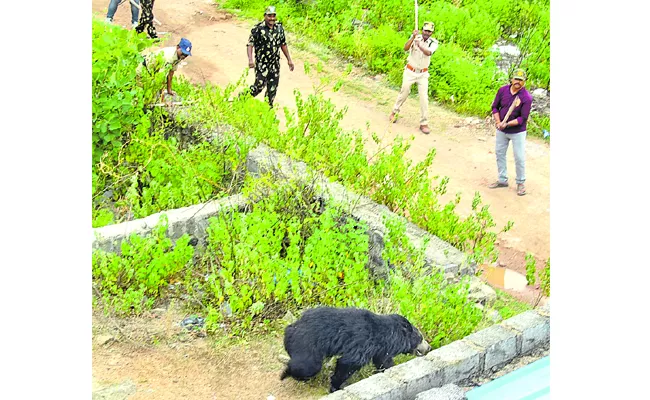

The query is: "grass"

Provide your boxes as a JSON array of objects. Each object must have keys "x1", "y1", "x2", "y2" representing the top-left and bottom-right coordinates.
[{"x1": 493, "y1": 289, "x2": 533, "y2": 319}]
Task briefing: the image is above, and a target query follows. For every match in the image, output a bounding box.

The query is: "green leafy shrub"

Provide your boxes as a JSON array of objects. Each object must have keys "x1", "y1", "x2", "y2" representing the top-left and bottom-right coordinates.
[
  {"x1": 92, "y1": 215, "x2": 195, "y2": 315},
  {"x1": 92, "y1": 19, "x2": 166, "y2": 162},
  {"x1": 525, "y1": 253, "x2": 537, "y2": 286},
  {"x1": 92, "y1": 21, "x2": 252, "y2": 227},
  {"x1": 194, "y1": 179, "x2": 377, "y2": 334}
]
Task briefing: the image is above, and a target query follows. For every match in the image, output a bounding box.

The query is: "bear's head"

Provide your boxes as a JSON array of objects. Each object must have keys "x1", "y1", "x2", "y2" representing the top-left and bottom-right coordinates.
[{"x1": 392, "y1": 315, "x2": 432, "y2": 357}]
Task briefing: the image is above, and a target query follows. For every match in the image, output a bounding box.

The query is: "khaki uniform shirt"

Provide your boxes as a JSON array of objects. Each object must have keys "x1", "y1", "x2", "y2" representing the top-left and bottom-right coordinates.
[
  {"x1": 136, "y1": 47, "x2": 182, "y2": 74},
  {"x1": 406, "y1": 35, "x2": 439, "y2": 70}
]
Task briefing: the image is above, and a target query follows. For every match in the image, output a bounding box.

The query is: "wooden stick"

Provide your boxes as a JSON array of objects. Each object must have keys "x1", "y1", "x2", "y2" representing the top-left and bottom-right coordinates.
[{"x1": 502, "y1": 95, "x2": 520, "y2": 124}]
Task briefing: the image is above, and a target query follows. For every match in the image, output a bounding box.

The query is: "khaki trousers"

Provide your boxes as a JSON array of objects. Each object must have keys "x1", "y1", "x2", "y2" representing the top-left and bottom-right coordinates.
[{"x1": 392, "y1": 67, "x2": 429, "y2": 126}]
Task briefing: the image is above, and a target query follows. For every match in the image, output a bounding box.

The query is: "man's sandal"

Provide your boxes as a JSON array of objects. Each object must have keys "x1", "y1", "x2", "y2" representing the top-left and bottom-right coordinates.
[
  {"x1": 488, "y1": 181, "x2": 508, "y2": 189},
  {"x1": 517, "y1": 183, "x2": 526, "y2": 196}
]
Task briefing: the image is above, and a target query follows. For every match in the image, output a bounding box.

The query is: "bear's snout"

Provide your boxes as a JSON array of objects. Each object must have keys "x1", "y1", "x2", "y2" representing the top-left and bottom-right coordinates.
[{"x1": 414, "y1": 339, "x2": 432, "y2": 356}]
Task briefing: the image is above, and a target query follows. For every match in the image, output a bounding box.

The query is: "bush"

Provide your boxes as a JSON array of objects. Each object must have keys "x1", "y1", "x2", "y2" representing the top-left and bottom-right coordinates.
[
  {"x1": 92, "y1": 19, "x2": 165, "y2": 163},
  {"x1": 91, "y1": 20, "x2": 251, "y2": 227},
  {"x1": 92, "y1": 216, "x2": 195, "y2": 315}
]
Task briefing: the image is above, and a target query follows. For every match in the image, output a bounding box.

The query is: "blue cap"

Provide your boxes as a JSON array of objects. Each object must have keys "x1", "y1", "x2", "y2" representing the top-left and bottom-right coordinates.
[{"x1": 178, "y1": 38, "x2": 192, "y2": 56}]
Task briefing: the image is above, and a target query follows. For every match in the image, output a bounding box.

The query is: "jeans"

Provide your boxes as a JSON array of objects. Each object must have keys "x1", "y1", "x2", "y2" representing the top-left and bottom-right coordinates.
[
  {"x1": 495, "y1": 130, "x2": 526, "y2": 184},
  {"x1": 107, "y1": 0, "x2": 140, "y2": 24}
]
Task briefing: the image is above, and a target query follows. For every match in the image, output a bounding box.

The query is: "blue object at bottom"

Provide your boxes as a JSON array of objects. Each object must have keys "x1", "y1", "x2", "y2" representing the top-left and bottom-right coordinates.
[{"x1": 465, "y1": 355, "x2": 549, "y2": 400}]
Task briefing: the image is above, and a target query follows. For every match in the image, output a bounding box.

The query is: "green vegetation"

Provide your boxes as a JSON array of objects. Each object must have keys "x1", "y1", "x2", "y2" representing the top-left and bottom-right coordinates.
[
  {"x1": 93, "y1": 177, "x2": 484, "y2": 348},
  {"x1": 92, "y1": 18, "x2": 532, "y2": 350}
]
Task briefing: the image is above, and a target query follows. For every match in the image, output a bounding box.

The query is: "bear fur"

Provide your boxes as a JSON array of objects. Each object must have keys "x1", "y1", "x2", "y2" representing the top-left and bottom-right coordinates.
[{"x1": 280, "y1": 306, "x2": 431, "y2": 392}]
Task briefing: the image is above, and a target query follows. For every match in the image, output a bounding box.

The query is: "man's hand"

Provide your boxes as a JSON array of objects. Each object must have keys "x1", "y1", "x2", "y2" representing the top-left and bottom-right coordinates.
[
  {"x1": 497, "y1": 121, "x2": 507, "y2": 130},
  {"x1": 412, "y1": 29, "x2": 419, "y2": 37},
  {"x1": 248, "y1": 60, "x2": 255, "y2": 69},
  {"x1": 288, "y1": 60, "x2": 294, "y2": 71}
]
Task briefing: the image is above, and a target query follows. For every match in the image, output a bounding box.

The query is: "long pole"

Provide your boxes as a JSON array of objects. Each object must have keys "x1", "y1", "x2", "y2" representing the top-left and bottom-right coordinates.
[{"x1": 414, "y1": 0, "x2": 418, "y2": 30}]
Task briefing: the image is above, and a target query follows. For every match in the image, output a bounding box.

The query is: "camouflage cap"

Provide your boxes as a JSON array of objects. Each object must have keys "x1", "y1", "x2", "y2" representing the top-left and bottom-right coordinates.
[
  {"x1": 422, "y1": 21, "x2": 434, "y2": 31},
  {"x1": 264, "y1": 6, "x2": 276, "y2": 15},
  {"x1": 512, "y1": 68, "x2": 527, "y2": 80}
]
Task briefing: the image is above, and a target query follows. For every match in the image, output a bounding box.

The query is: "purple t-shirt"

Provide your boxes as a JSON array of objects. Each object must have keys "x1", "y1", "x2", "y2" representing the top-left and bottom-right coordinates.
[{"x1": 491, "y1": 84, "x2": 533, "y2": 134}]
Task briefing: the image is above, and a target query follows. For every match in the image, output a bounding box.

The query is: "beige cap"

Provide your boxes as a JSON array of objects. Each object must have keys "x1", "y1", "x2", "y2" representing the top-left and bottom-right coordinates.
[{"x1": 512, "y1": 68, "x2": 527, "y2": 80}]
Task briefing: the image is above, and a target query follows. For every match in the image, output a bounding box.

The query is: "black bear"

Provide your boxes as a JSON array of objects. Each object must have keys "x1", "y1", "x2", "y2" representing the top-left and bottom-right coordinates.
[{"x1": 280, "y1": 306, "x2": 431, "y2": 392}]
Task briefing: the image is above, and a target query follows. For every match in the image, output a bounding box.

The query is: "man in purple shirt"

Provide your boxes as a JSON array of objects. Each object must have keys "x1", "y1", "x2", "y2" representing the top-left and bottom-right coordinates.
[{"x1": 488, "y1": 68, "x2": 533, "y2": 196}]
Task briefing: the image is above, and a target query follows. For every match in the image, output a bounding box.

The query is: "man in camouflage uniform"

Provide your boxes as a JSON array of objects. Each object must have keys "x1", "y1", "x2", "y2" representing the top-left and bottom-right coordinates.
[
  {"x1": 135, "y1": 0, "x2": 157, "y2": 39},
  {"x1": 246, "y1": 6, "x2": 295, "y2": 108}
]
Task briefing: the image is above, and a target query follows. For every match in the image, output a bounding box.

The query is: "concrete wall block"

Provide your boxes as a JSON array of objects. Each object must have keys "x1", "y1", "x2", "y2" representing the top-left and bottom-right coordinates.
[
  {"x1": 245, "y1": 144, "x2": 273, "y2": 177},
  {"x1": 93, "y1": 219, "x2": 148, "y2": 253},
  {"x1": 247, "y1": 143, "x2": 312, "y2": 181},
  {"x1": 425, "y1": 340, "x2": 483, "y2": 384},
  {"x1": 367, "y1": 229, "x2": 387, "y2": 274},
  {"x1": 343, "y1": 373, "x2": 407, "y2": 400},
  {"x1": 536, "y1": 300, "x2": 550, "y2": 317},
  {"x1": 320, "y1": 390, "x2": 363, "y2": 400},
  {"x1": 501, "y1": 310, "x2": 550, "y2": 354},
  {"x1": 459, "y1": 262, "x2": 477, "y2": 276},
  {"x1": 442, "y1": 264, "x2": 460, "y2": 276},
  {"x1": 348, "y1": 203, "x2": 390, "y2": 234},
  {"x1": 92, "y1": 195, "x2": 250, "y2": 254},
  {"x1": 464, "y1": 325, "x2": 519, "y2": 372},
  {"x1": 141, "y1": 211, "x2": 165, "y2": 231},
  {"x1": 385, "y1": 357, "x2": 445, "y2": 399},
  {"x1": 414, "y1": 384, "x2": 467, "y2": 400},
  {"x1": 322, "y1": 181, "x2": 364, "y2": 206}
]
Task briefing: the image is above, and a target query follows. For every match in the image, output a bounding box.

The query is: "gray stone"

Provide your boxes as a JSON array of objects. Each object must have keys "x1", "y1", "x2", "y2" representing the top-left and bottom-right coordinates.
[
  {"x1": 487, "y1": 310, "x2": 503, "y2": 323},
  {"x1": 385, "y1": 357, "x2": 445, "y2": 399},
  {"x1": 94, "y1": 335, "x2": 115, "y2": 346},
  {"x1": 221, "y1": 302, "x2": 233, "y2": 318},
  {"x1": 425, "y1": 340, "x2": 482, "y2": 383},
  {"x1": 532, "y1": 88, "x2": 548, "y2": 98},
  {"x1": 343, "y1": 373, "x2": 406, "y2": 400},
  {"x1": 468, "y1": 277, "x2": 497, "y2": 305},
  {"x1": 283, "y1": 310, "x2": 297, "y2": 324},
  {"x1": 464, "y1": 325, "x2": 519, "y2": 372},
  {"x1": 537, "y1": 300, "x2": 550, "y2": 317},
  {"x1": 319, "y1": 390, "x2": 362, "y2": 400},
  {"x1": 501, "y1": 310, "x2": 550, "y2": 354},
  {"x1": 92, "y1": 380, "x2": 136, "y2": 400},
  {"x1": 414, "y1": 384, "x2": 467, "y2": 400}
]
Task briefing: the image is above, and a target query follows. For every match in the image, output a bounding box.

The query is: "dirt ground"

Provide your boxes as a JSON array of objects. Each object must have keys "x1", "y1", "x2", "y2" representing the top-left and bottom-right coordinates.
[
  {"x1": 92, "y1": 304, "x2": 328, "y2": 400},
  {"x1": 91, "y1": 1, "x2": 551, "y2": 398}
]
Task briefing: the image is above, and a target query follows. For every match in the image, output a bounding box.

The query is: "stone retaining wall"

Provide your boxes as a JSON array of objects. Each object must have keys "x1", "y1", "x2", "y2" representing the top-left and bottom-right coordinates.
[{"x1": 93, "y1": 141, "x2": 475, "y2": 277}]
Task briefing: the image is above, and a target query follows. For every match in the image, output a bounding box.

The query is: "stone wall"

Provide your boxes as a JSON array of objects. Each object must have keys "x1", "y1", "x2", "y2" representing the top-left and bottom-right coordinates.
[{"x1": 93, "y1": 141, "x2": 475, "y2": 278}]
